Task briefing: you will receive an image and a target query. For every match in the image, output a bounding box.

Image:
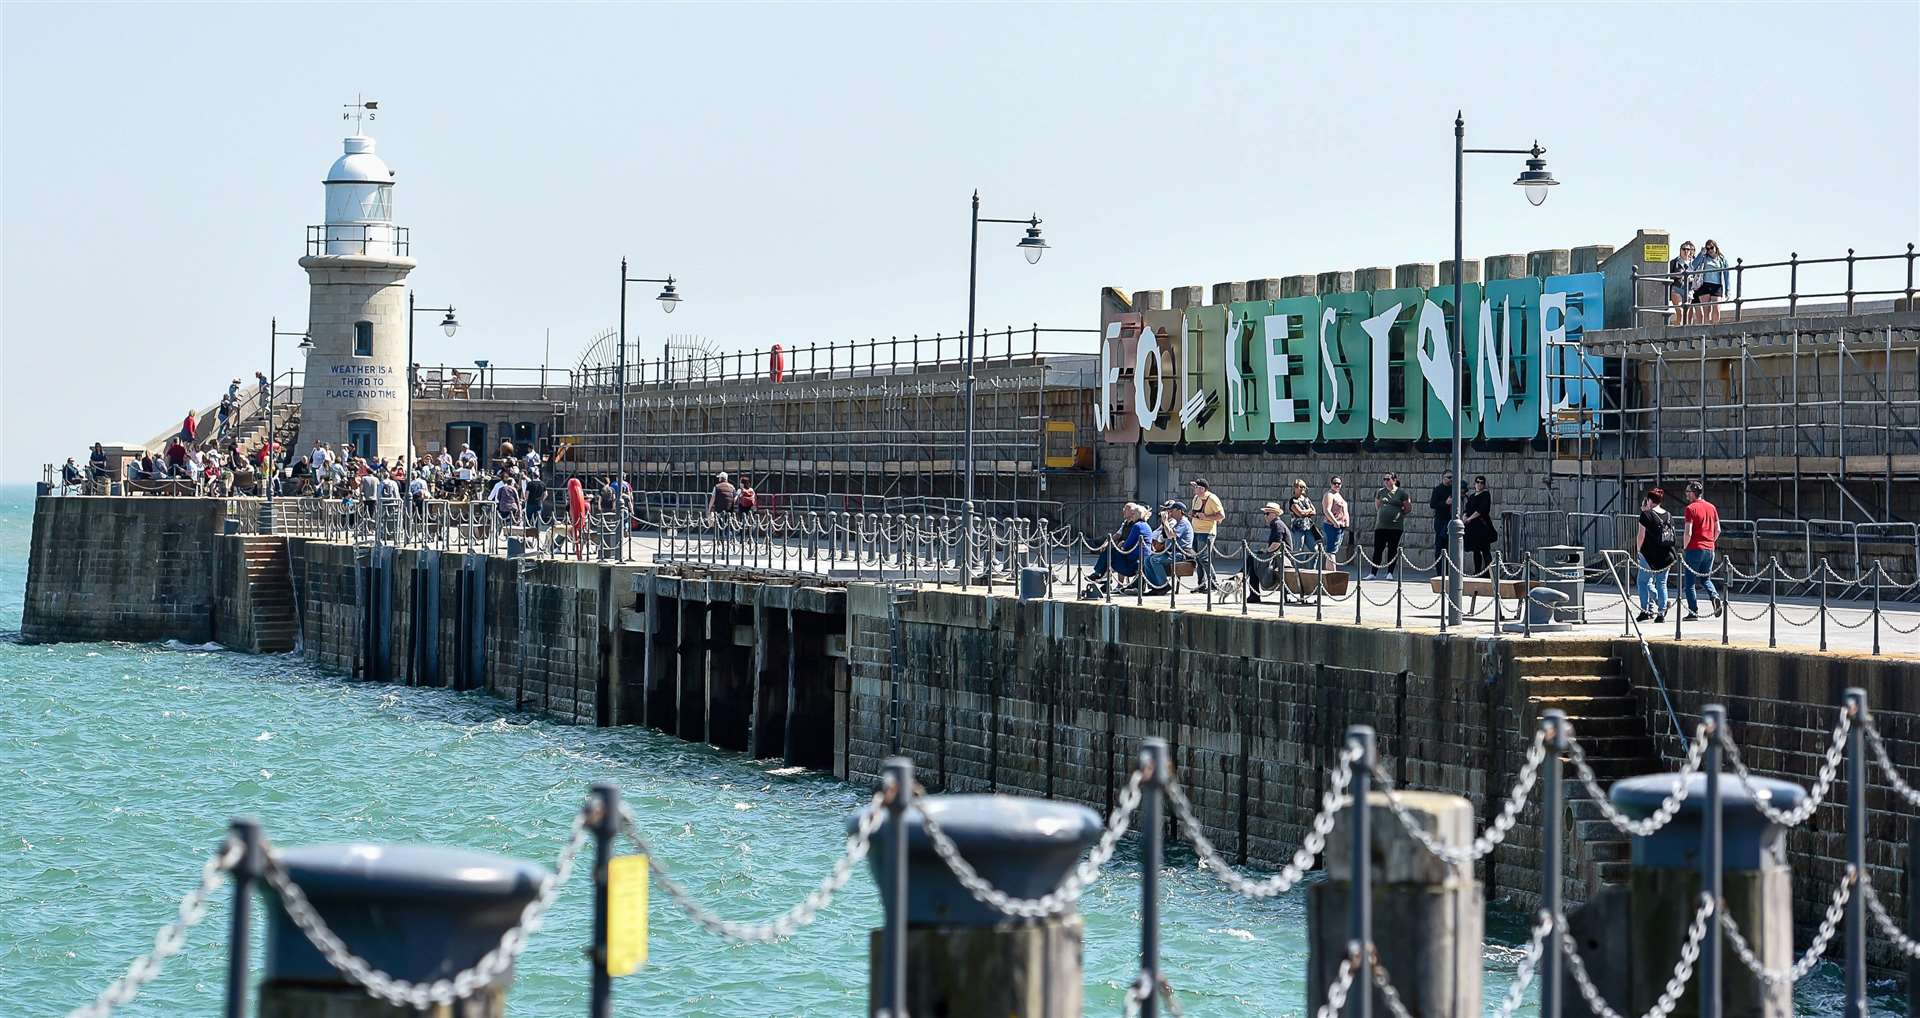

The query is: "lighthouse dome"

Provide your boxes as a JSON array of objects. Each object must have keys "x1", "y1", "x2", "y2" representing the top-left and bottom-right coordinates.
[{"x1": 326, "y1": 134, "x2": 394, "y2": 184}]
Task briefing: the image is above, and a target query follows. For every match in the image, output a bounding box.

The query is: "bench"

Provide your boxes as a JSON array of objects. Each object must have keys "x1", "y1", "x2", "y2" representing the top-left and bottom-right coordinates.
[
  {"x1": 1427, "y1": 576, "x2": 1533, "y2": 598},
  {"x1": 1280, "y1": 568, "x2": 1350, "y2": 596}
]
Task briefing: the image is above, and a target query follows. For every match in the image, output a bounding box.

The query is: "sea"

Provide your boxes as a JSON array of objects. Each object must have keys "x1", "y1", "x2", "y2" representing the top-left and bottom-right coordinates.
[{"x1": 0, "y1": 485, "x2": 1895, "y2": 1016}]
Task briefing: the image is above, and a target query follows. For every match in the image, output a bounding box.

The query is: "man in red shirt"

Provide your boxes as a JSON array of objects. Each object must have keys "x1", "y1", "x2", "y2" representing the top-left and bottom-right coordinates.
[{"x1": 1680, "y1": 480, "x2": 1723, "y2": 620}]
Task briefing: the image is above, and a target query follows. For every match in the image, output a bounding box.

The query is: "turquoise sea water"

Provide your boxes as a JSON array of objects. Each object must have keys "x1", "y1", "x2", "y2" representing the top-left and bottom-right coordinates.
[{"x1": 0, "y1": 486, "x2": 1892, "y2": 1015}]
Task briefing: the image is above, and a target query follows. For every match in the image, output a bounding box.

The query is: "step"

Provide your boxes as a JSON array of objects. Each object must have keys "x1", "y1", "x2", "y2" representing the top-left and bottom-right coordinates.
[
  {"x1": 1571, "y1": 734, "x2": 1657, "y2": 760},
  {"x1": 1511, "y1": 637, "x2": 1618, "y2": 659},
  {"x1": 1521, "y1": 674, "x2": 1629, "y2": 698},
  {"x1": 1559, "y1": 715, "x2": 1646, "y2": 738},
  {"x1": 1528, "y1": 695, "x2": 1638, "y2": 719},
  {"x1": 1510, "y1": 655, "x2": 1617, "y2": 676},
  {"x1": 1595, "y1": 861, "x2": 1632, "y2": 885}
]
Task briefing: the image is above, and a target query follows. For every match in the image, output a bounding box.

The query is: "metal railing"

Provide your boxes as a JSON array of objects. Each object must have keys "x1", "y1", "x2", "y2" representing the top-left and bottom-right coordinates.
[
  {"x1": 1632, "y1": 243, "x2": 1917, "y2": 323},
  {"x1": 572, "y1": 324, "x2": 1099, "y2": 394},
  {"x1": 305, "y1": 223, "x2": 411, "y2": 257},
  {"x1": 66, "y1": 689, "x2": 1917, "y2": 1018}
]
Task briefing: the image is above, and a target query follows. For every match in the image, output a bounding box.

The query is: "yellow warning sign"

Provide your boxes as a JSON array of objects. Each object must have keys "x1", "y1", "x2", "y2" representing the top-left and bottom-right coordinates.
[
  {"x1": 606, "y1": 855, "x2": 648, "y2": 976},
  {"x1": 1644, "y1": 242, "x2": 1670, "y2": 265}
]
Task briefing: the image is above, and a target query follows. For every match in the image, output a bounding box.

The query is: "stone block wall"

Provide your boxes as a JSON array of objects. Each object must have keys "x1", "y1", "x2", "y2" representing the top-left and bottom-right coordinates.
[
  {"x1": 1627, "y1": 642, "x2": 1919, "y2": 969},
  {"x1": 845, "y1": 589, "x2": 1565, "y2": 906},
  {"x1": 22, "y1": 496, "x2": 230, "y2": 644}
]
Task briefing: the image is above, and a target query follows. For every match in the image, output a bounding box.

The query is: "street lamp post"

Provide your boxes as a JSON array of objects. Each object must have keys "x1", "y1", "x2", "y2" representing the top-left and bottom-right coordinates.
[
  {"x1": 263, "y1": 317, "x2": 311, "y2": 525},
  {"x1": 617, "y1": 258, "x2": 682, "y2": 562},
  {"x1": 1448, "y1": 113, "x2": 1559, "y2": 626},
  {"x1": 406, "y1": 291, "x2": 460, "y2": 472},
  {"x1": 962, "y1": 190, "x2": 1049, "y2": 587}
]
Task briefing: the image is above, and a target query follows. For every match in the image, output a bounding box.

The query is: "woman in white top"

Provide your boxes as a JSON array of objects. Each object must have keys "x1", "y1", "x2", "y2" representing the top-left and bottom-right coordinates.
[{"x1": 1319, "y1": 477, "x2": 1350, "y2": 568}]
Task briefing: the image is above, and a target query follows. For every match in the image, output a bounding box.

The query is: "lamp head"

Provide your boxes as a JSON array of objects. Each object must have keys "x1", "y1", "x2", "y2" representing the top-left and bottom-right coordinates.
[
  {"x1": 657, "y1": 278, "x2": 682, "y2": 313},
  {"x1": 441, "y1": 309, "x2": 459, "y2": 337},
  {"x1": 1514, "y1": 143, "x2": 1558, "y2": 206},
  {"x1": 1016, "y1": 218, "x2": 1049, "y2": 265}
]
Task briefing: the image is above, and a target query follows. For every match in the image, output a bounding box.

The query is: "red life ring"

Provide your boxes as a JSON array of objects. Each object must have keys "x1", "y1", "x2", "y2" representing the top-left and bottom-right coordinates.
[{"x1": 769, "y1": 344, "x2": 785, "y2": 383}]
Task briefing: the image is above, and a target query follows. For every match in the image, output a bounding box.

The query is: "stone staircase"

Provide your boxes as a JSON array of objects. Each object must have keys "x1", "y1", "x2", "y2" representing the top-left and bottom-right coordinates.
[
  {"x1": 242, "y1": 536, "x2": 298, "y2": 653},
  {"x1": 1511, "y1": 639, "x2": 1662, "y2": 896}
]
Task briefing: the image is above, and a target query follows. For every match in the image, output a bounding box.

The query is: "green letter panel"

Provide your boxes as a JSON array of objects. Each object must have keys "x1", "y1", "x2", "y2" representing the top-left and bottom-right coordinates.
[
  {"x1": 1224, "y1": 300, "x2": 1273, "y2": 444},
  {"x1": 1317, "y1": 292, "x2": 1372, "y2": 442},
  {"x1": 1366, "y1": 288, "x2": 1426, "y2": 442},
  {"x1": 1480, "y1": 277, "x2": 1542, "y2": 440},
  {"x1": 1266, "y1": 297, "x2": 1320, "y2": 444},
  {"x1": 1424, "y1": 283, "x2": 1481, "y2": 442},
  {"x1": 1179, "y1": 305, "x2": 1228, "y2": 446}
]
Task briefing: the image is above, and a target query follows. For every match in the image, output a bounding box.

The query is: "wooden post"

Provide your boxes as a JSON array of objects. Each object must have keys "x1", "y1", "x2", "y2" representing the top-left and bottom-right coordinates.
[{"x1": 1307, "y1": 790, "x2": 1483, "y2": 1018}]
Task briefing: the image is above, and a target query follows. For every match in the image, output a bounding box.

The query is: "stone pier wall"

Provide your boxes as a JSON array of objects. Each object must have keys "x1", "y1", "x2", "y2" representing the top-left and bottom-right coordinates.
[
  {"x1": 1627, "y1": 642, "x2": 1920, "y2": 970},
  {"x1": 22, "y1": 496, "x2": 233, "y2": 644},
  {"x1": 842, "y1": 588, "x2": 1561, "y2": 906}
]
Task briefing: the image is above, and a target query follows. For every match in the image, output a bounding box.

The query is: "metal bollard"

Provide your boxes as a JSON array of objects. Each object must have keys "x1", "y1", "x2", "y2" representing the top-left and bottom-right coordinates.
[
  {"x1": 1351, "y1": 727, "x2": 1374, "y2": 1018},
  {"x1": 225, "y1": 817, "x2": 264, "y2": 1018},
  {"x1": 1308, "y1": 733, "x2": 1482, "y2": 1018},
  {"x1": 1844, "y1": 688, "x2": 1866, "y2": 1018},
  {"x1": 590, "y1": 782, "x2": 621, "y2": 1018},
  {"x1": 882, "y1": 758, "x2": 913, "y2": 1018},
  {"x1": 858, "y1": 785, "x2": 1100, "y2": 1017},
  {"x1": 1701, "y1": 705, "x2": 1726, "y2": 1018},
  {"x1": 1609, "y1": 763, "x2": 1803, "y2": 1018},
  {"x1": 259, "y1": 842, "x2": 552, "y2": 1017},
  {"x1": 1141, "y1": 739, "x2": 1170, "y2": 1018},
  {"x1": 1540, "y1": 712, "x2": 1567, "y2": 1018}
]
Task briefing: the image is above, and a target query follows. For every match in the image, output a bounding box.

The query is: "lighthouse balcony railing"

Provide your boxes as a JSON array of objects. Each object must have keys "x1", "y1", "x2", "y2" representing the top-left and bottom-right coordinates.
[{"x1": 305, "y1": 224, "x2": 411, "y2": 258}]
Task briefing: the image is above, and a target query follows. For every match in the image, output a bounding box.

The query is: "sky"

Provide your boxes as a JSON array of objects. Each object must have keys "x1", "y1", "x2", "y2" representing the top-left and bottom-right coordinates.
[{"x1": 2, "y1": 2, "x2": 1916, "y2": 481}]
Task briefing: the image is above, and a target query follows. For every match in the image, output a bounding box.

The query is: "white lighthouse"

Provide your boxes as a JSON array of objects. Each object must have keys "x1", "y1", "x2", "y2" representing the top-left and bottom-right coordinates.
[{"x1": 298, "y1": 130, "x2": 417, "y2": 461}]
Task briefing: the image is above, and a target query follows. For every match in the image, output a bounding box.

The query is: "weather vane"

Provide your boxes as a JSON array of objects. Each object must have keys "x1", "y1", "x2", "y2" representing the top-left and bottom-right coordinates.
[{"x1": 342, "y1": 94, "x2": 379, "y2": 133}]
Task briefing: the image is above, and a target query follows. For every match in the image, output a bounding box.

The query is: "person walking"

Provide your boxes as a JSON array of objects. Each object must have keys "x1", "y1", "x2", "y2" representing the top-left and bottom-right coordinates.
[
  {"x1": 178, "y1": 408, "x2": 198, "y2": 445},
  {"x1": 1462, "y1": 475, "x2": 1498, "y2": 577},
  {"x1": 1428, "y1": 469, "x2": 1454, "y2": 562},
  {"x1": 1368, "y1": 472, "x2": 1412, "y2": 578},
  {"x1": 1691, "y1": 240, "x2": 1730, "y2": 324},
  {"x1": 1633, "y1": 489, "x2": 1678, "y2": 623},
  {"x1": 1320, "y1": 477, "x2": 1349, "y2": 570},
  {"x1": 1680, "y1": 480, "x2": 1724, "y2": 620},
  {"x1": 1186, "y1": 478, "x2": 1225, "y2": 593}
]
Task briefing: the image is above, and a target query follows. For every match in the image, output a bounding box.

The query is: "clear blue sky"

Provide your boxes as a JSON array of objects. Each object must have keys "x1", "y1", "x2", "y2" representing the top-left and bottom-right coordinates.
[{"x1": 4, "y1": 2, "x2": 1915, "y2": 480}]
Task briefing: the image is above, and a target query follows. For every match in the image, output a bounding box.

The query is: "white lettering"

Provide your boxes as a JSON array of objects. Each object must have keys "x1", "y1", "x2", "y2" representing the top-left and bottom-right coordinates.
[
  {"x1": 1539, "y1": 291, "x2": 1569, "y2": 419},
  {"x1": 1263, "y1": 313, "x2": 1301, "y2": 425},
  {"x1": 1317, "y1": 307, "x2": 1341, "y2": 425},
  {"x1": 1416, "y1": 299, "x2": 1455, "y2": 421},
  {"x1": 1134, "y1": 326, "x2": 1163, "y2": 425},
  {"x1": 1096, "y1": 322, "x2": 1120, "y2": 432},
  {"x1": 1477, "y1": 296, "x2": 1510, "y2": 421},
  {"x1": 1224, "y1": 310, "x2": 1246, "y2": 422},
  {"x1": 1361, "y1": 302, "x2": 1404, "y2": 424}
]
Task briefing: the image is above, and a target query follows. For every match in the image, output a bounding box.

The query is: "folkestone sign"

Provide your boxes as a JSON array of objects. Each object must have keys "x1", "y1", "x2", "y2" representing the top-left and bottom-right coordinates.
[{"x1": 1097, "y1": 271, "x2": 1604, "y2": 447}]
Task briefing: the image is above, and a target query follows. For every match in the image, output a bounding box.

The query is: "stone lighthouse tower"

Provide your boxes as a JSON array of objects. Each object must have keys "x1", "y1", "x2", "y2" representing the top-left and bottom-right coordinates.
[{"x1": 298, "y1": 130, "x2": 417, "y2": 461}]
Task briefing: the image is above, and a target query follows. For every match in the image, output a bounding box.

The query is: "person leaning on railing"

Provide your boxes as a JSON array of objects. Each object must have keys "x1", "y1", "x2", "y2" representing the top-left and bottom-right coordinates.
[{"x1": 1690, "y1": 239, "x2": 1730, "y2": 324}]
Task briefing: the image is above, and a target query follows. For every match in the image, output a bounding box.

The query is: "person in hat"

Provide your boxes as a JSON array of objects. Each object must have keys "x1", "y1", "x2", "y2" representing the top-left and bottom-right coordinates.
[
  {"x1": 1082, "y1": 502, "x2": 1156, "y2": 596},
  {"x1": 1186, "y1": 478, "x2": 1225, "y2": 592},
  {"x1": 708, "y1": 471, "x2": 736, "y2": 515},
  {"x1": 1244, "y1": 501, "x2": 1292, "y2": 604},
  {"x1": 1146, "y1": 499, "x2": 1194, "y2": 591}
]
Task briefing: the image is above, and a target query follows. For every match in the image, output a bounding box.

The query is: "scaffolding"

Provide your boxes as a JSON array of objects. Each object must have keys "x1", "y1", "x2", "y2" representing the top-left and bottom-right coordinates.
[{"x1": 563, "y1": 324, "x2": 1106, "y2": 528}]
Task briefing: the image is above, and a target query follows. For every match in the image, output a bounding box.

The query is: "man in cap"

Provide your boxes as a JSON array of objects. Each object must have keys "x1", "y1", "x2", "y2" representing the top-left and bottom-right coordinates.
[{"x1": 1146, "y1": 499, "x2": 1194, "y2": 592}]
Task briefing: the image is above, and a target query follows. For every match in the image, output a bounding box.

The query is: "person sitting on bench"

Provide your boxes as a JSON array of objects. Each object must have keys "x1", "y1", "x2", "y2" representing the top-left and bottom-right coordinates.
[
  {"x1": 1083, "y1": 502, "x2": 1156, "y2": 595},
  {"x1": 1245, "y1": 502, "x2": 1291, "y2": 604},
  {"x1": 1146, "y1": 500, "x2": 1194, "y2": 592}
]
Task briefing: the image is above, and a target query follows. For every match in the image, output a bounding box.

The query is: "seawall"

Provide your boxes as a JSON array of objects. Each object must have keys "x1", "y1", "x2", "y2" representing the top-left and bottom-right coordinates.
[{"x1": 19, "y1": 495, "x2": 1917, "y2": 967}]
